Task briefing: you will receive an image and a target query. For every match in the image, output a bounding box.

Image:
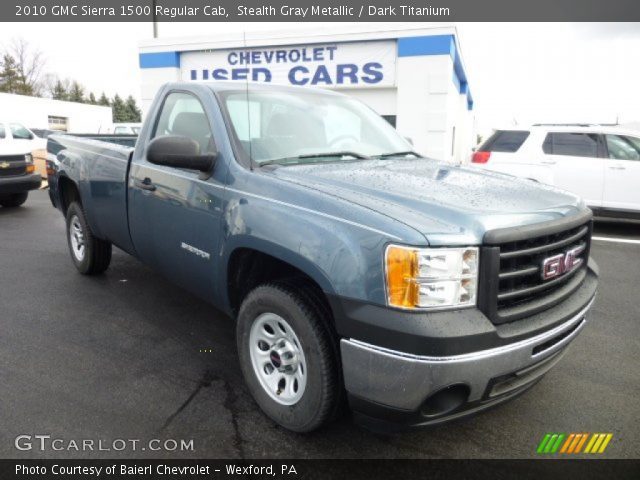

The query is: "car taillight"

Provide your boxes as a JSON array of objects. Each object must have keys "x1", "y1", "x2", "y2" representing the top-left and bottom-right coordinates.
[{"x1": 472, "y1": 151, "x2": 491, "y2": 164}]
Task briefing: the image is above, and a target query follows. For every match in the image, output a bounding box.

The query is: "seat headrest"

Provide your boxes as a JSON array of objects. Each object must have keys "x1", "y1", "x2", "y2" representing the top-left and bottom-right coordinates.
[{"x1": 171, "y1": 112, "x2": 210, "y2": 147}]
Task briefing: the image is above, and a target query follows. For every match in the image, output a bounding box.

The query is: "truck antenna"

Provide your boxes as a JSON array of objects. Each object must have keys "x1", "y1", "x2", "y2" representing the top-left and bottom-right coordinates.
[{"x1": 243, "y1": 31, "x2": 254, "y2": 171}]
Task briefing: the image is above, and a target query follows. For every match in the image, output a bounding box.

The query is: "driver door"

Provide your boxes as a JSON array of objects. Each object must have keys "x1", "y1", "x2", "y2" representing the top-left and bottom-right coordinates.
[{"x1": 128, "y1": 90, "x2": 225, "y2": 301}]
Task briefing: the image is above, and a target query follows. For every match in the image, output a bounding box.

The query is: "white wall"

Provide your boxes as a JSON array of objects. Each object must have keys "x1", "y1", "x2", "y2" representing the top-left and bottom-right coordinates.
[
  {"x1": 342, "y1": 88, "x2": 397, "y2": 117},
  {"x1": 140, "y1": 67, "x2": 181, "y2": 113},
  {"x1": 0, "y1": 93, "x2": 113, "y2": 133}
]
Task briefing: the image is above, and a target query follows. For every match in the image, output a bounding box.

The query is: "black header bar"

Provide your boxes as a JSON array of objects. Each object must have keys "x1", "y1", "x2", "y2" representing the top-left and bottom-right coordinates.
[{"x1": 6, "y1": 0, "x2": 640, "y2": 21}]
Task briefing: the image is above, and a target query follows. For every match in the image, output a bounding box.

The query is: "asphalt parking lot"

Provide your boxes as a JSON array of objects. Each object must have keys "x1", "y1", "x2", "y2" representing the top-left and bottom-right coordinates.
[{"x1": 1, "y1": 190, "x2": 638, "y2": 459}]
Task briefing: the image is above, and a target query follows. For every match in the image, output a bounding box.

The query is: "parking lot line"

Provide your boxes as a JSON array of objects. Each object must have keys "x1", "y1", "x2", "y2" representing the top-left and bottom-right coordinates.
[{"x1": 592, "y1": 236, "x2": 640, "y2": 245}]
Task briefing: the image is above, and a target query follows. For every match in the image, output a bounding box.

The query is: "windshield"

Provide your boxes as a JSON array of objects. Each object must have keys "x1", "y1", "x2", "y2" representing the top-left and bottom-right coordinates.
[{"x1": 221, "y1": 89, "x2": 412, "y2": 165}]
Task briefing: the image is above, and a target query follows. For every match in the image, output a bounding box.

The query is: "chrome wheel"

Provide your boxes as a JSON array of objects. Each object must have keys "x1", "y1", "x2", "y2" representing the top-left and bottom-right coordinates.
[
  {"x1": 69, "y1": 215, "x2": 85, "y2": 261},
  {"x1": 249, "y1": 312, "x2": 307, "y2": 405}
]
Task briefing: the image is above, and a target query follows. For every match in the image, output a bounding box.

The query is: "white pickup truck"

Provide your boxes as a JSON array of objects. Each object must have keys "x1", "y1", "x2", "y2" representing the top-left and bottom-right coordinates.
[
  {"x1": 471, "y1": 125, "x2": 640, "y2": 220},
  {"x1": 0, "y1": 121, "x2": 42, "y2": 207}
]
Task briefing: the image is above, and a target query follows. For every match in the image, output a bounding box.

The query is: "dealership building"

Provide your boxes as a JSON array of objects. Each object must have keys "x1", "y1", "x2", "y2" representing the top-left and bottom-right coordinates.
[
  {"x1": 0, "y1": 93, "x2": 112, "y2": 133},
  {"x1": 138, "y1": 24, "x2": 474, "y2": 163}
]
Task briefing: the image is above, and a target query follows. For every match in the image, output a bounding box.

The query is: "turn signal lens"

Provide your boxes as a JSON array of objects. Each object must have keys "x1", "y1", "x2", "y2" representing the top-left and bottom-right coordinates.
[
  {"x1": 386, "y1": 246, "x2": 419, "y2": 308},
  {"x1": 26, "y1": 164, "x2": 35, "y2": 174},
  {"x1": 385, "y1": 245, "x2": 479, "y2": 310}
]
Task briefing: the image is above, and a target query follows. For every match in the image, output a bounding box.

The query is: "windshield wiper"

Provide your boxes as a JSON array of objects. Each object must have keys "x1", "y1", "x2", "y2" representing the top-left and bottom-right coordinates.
[
  {"x1": 298, "y1": 151, "x2": 370, "y2": 160},
  {"x1": 258, "y1": 151, "x2": 370, "y2": 167},
  {"x1": 372, "y1": 151, "x2": 422, "y2": 159}
]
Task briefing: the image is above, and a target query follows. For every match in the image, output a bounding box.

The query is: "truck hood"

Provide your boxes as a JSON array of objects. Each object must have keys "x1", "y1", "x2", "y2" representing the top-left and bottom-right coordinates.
[
  {"x1": 0, "y1": 142, "x2": 32, "y2": 156},
  {"x1": 269, "y1": 158, "x2": 586, "y2": 245}
]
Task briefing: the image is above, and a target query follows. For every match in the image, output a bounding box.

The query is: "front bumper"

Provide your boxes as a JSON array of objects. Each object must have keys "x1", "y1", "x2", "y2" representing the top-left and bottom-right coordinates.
[
  {"x1": 336, "y1": 263, "x2": 598, "y2": 429},
  {"x1": 0, "y1": 173, "x2": 41, "y2": 194}
]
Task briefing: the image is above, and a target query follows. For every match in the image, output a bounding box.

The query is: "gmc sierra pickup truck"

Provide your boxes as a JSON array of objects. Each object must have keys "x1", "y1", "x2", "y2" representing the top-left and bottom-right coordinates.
[{"x1": 48, "y1": 82, "x2": 598, "y2": 432}]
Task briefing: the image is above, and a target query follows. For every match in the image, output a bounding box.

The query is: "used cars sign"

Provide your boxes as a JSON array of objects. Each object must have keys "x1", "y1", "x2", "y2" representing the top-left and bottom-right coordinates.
[{"x1": 181, "y1": 40, "x2": 396, "y2": 87}]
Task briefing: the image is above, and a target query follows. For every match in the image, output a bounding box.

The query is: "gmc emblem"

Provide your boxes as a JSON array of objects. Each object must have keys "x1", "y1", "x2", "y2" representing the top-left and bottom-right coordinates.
[{"x1": 541, "y1": 245, "x2": 585, "y2": 281}]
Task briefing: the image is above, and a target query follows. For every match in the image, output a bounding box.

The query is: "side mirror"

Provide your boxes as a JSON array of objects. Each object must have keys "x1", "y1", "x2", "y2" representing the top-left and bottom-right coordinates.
[{"x1": 147, "y1": 135, "x2": 216, "y2": 173}]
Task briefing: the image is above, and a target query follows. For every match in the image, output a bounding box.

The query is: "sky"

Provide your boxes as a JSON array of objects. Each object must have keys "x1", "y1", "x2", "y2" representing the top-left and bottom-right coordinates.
[{"x1": 1, "y1": 22, "x2": 639, "y2": 134}]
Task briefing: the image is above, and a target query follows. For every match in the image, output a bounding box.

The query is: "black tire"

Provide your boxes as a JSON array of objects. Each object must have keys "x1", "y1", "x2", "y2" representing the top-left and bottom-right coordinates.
[
  {"x1": 65, "y1": 202, "x2": 112, "y2": 275},
  {"x1": 0, "y1": 192, "x2": 28, "y2": 207},
  {"x1": 237, "y1": 282, "x2": 340, "y2": 432}
]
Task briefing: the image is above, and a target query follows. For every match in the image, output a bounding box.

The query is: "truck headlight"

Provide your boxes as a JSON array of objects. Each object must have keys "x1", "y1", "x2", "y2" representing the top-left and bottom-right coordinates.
[
  {"x1": 385, "y1": 245, "x2": 478, "y2": 309},
  {"x1": 25, "y1": 154, "x2": 33, "y2": 163}
]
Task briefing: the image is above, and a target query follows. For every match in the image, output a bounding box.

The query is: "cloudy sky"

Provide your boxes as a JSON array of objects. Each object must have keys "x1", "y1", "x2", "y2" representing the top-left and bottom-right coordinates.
[{"x1": 1, "y1": 22, "x2": 639, "y2": 133}]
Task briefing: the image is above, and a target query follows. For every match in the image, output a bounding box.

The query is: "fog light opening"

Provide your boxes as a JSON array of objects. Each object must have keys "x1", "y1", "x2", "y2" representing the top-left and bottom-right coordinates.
[{"x1": 421, "y1": 384, "x2": 469, "y2": 417}]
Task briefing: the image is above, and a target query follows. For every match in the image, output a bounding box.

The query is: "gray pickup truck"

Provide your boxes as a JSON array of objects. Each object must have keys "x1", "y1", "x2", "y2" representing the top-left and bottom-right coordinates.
[{"x1": 47, "y1": 82, "x2": 598, "y2": 432}]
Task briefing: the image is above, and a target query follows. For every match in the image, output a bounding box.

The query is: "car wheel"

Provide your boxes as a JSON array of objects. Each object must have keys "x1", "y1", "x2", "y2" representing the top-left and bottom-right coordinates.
[
  {"x1": 0, "y1": 192, "x2": 28, "y2": 207},
  {"x1": 65, "y1": 201, "x2": 112, "y2": 275},
  {"x1": 237, "y1": 282, "x2": 340, "y2": 432}
]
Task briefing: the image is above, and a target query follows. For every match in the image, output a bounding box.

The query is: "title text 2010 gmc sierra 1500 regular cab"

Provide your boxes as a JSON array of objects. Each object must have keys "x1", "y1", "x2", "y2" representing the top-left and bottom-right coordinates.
[{"x1": 47, "y1": 82, "x2": 598, "y2": 432}]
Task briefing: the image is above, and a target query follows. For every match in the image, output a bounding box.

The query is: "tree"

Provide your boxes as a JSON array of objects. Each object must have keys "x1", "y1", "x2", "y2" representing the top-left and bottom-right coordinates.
[
  {"x1": 68, "y1": 81, "x2": 85, "y2": 103},
  {"x1": 0, "y1": 54, "x2": 20, "y2": 93},
  {"x1": 111, "y1": 94, "x2": 127, "y2": 122},
  {"x1": 124, "y1": 95, "x2": 142, "y2": 122},
  {"x1": 4, "y1": 38, "x2": 45, "y2": 96},
  {"x1": 88, "y1": 92, "x2": 97, "y2": 104},
  {"x1": 51, "y1": 79, "x2": 69, "y2": 101},
  {"x1": 98, "y1": 92, "x2": 110, "y2": 106},
  {"x1": 0, "y1": 53, "x2": 36, "y2": 95}
]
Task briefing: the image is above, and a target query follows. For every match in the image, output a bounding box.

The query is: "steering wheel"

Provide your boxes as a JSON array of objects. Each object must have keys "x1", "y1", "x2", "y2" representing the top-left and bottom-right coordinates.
[{"x1": 329, "y1": 134, "x2": 359, "y2": 148}]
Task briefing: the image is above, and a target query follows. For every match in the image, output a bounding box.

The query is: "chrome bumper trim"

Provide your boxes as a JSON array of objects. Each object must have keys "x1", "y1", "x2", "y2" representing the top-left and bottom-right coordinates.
[
  {"x1": 340, "y1": 295, "x2": 595, "y2": 411},
  {"x1": 347, "y1": 295, "x2": 595, "y2": 363}
]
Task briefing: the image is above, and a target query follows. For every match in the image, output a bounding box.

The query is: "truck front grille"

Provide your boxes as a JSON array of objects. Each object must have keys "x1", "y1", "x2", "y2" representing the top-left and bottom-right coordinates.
[
  {"x1": 479, "y1": 214, "x2": 592, "y2": 324},
  {"x1": 0, "y1": 155, "x2": 27, "y2": 177}
]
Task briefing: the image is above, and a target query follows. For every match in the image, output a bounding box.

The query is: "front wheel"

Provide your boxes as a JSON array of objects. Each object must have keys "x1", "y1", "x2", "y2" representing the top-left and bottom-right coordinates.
[
  {"x1": 0, "y1": 192, "x2": 28, "y2": 207},
  {"x1": 65, "y1": 202, "x2": 112, "y2": 275},
  {"x1": 237, "y1": 283, "x2": 340, "y2": 432}
]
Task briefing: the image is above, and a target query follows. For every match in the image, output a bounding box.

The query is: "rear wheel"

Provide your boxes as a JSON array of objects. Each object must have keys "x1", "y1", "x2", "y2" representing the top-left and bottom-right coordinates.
[
  {"x1": 65, "y1": 202, "x2": 112, "y2": 275},
  {"x1": 0, "y1": 192, "x2": 28, "y2": 207},
  {"x1": 237, "y1": 283, "x2": 340, "y2": 432}
]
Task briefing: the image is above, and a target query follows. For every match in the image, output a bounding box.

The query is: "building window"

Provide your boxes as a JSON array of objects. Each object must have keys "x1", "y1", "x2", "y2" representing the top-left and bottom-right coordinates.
[{"x1": 48, "y1": 116, "x2": 69, "y2": 132}]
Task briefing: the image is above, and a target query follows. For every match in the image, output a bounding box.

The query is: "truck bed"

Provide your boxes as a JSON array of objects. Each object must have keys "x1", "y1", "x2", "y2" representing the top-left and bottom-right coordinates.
[{"x1": 47, "y1": 133, "x2": 136, "y2": 253}]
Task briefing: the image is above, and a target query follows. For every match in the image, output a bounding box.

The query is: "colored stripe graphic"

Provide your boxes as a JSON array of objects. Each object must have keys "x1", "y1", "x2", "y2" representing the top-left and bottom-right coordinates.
[
  {"x1": 574, "y1": 433, "x2": 589, "y2": 453},
  {"x1": 560, "y1": 433, "x2": 575, "y2": 453},
  {"x1": 585, "y1": 433, "x2": 614, "y2": 454},
  {"x1": 550, "y1": 434, "x2": 565, "y2": 453},
  {"x1": 539, "y1": 433, "x2": 613, "y2": 454},
  {"x1": 598, "y1": 434, "x2": 613, "y2": 453},
  {"x1": 537, "y1": 434, "x2": 552, "y2": 453}
]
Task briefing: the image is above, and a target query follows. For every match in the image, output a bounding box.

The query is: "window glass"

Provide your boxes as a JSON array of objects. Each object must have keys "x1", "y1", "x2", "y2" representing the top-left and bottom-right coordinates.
[
  {"x1": 382, "y1": 115, "x2": 397, "y2": 128},
  {"x1": 114, "y1": 127, "x2": 127, "y2": 134},
  {"x1": 0, "y1": 124, "x2": 5, "y2": 139},
  {"x1": 480, "y1": 130, "x2": 530, "y2": 153},
  {"x1": 10, "y1": 123, "x2": 34, "y2": 140},
  {"x1": 227, "y1": 99, "x2": 262, "y2": 142},
  {"x1": 222, "y1": 90, "x2": 410, "y2": 164},
  {"x1": 605, "y1": 135, "x2": 640, "y2": 161},
  {"x1": 543, "y1": 132, "x2": 600, "y2": 158},
  {"x1": 153, "y1": 92, "x2": 213, "y2": 154}
]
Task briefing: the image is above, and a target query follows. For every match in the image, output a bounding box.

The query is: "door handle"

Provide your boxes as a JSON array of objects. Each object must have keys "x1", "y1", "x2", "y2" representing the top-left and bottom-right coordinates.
[
  {"x1": 134, "y1": 177, "x2": 156, "y2": 191},
  {"x1": 608, "y1": 165, "x2": 626, "y2": 170},
  {"x1": 541, "y1": 160, "x2": 556, "y2": 165}
]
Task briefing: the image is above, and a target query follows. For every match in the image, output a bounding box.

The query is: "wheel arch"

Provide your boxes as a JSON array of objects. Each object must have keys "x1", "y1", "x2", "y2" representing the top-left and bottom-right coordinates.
[{"x1": 224, "y1": 239, "x2": 336, "y2": 317}]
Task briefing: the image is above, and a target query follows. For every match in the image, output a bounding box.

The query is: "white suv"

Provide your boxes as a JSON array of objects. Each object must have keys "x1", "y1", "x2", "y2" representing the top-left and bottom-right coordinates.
[{"x1": 471, "y1": 125, "x2": 640, "y2": 219}]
